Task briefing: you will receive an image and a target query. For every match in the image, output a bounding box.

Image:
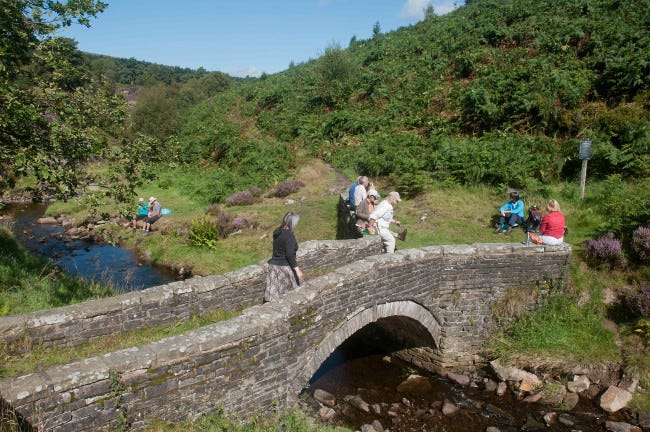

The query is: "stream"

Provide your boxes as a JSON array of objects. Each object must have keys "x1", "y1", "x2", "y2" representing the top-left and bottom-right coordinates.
[
  {"x1": 3, "y1": 203, "x2": 177, "y2": 291},
  {"x1": 302, "y1": 324, "x2": 631, "y2": 432}
]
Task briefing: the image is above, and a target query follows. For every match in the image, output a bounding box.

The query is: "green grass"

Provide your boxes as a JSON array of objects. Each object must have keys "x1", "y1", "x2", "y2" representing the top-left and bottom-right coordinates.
[
  {"x1": 41, "y1": 161, "x2": 599, "y2": 278},
  {"x1": 0, "y1": 228, "x2": 115, "y2": 315},
  {"x1": 484, "y1": 280, "x2": 622, "y2": 367},
  {"x1": 143, "y1": 408, "x2": 350, "y2": 432},
  {"x1": 0, "y1": 309, "x2": 238, "y2": 379}
]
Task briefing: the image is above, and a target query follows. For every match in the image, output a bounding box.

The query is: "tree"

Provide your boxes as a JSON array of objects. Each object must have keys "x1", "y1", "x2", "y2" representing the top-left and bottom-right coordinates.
[
  {"x1": 0, "y1": 0, "x2": 130, "y2": 200},
  {"x1": 373, "y1": 21, "x2": 381, "y2": 37},
  {"x1": 132, "y1": 84, "x2": 179, "y2": 140},
  {"x1": 315, "y1": 43, "x2": 359, "y2": 107}
]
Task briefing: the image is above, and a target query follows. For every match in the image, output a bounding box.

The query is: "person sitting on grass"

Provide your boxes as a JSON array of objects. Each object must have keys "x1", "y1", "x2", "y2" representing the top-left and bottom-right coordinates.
[
  {"x1": 143, "y1": 197, "x2": 161, "y2": 233},
  {"x1": 494, "y1": 191, "x2": 524, "y2": 235},
  {"x1": 131, "y1": 197, "x2": 149, "y2": 231}
]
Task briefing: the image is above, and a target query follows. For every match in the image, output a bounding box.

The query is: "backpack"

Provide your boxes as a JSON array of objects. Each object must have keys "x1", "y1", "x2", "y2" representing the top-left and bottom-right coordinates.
[{"x1": 525, "y1": 206, "x2": 543, "y2": 233}]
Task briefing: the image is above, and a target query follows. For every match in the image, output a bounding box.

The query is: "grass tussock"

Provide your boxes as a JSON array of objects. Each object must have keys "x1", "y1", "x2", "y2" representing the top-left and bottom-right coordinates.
[{"x1": 144, "y1": 408, "x2": 350, "y2": 432}]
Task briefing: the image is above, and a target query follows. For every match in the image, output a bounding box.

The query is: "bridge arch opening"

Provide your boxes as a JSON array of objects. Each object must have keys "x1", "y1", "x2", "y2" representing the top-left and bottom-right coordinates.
[
  {"x1": 299, "y1": 301, "x2": 442, "y2": 385},
  {"x1": 309, "y1": 315, "x2": 438, "y2": 384}
]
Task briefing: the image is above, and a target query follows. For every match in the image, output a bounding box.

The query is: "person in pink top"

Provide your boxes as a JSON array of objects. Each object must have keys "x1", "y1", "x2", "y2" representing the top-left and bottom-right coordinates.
[{"x1": 540, "y1": 199, "x2": 566, "y2": 245}]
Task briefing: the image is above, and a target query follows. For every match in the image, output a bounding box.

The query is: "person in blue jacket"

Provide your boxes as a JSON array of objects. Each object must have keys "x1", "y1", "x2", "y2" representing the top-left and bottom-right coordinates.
[
  {"x1": 131, "y1": 197, "x2": 149, "y2": 230},
  {"x1": 494, "y1": 191, "x2": 524, "y2": 235}
]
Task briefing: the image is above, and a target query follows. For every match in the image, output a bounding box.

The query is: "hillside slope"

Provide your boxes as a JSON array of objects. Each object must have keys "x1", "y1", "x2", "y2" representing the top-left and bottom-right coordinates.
[{"x1": 172, "y1": 0, "x2": 648, "y2": 203}]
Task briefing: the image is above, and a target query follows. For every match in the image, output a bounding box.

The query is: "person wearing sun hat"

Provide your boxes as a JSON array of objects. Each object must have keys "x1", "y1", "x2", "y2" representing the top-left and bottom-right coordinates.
[
  {"x1": 368, "y1": 191, "x2": 407, "y2": 253},
  {"x1": 355, "y1": 188, "x2": 381, "y2": 232},
  {"x1": 131, "y1": 197, "x2": 149, "y2": 231},
  {"x1": 143, "y1": 196, "x2": 162, "y2": 233}
]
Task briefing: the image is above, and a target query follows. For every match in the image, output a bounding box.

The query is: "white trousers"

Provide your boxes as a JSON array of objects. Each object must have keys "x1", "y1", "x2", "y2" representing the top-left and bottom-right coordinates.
[
  {"x1": 541, "y1": 235, "x2": 563, "y2": 245},
  {"x1": 378, "y1": 227, "x2": 396, "y2": 253}
]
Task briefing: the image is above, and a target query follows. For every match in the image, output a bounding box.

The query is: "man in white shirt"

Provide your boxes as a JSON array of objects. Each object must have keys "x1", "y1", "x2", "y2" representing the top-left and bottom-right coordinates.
[
  {"x1": 368, "y1": 191, "x2": 406, "y2": 253},
  {"x1": 353, "y1": 176, "x2": 369, "y2": 207}
]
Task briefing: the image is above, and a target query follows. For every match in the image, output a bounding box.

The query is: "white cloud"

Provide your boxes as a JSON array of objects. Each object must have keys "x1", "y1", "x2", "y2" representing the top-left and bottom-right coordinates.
[
  {"x1": 400, "y1": 0, "x2": 431, "y2": 19},
  {"x1": 231, "y1": 67, "x2": 263, "y2": 78},
  {"x1": 432, "y1": 1, "x2": 459, "y2": 15},
  {"x1": 400, "y1": 0, "x2": 460, "y2": 19}
]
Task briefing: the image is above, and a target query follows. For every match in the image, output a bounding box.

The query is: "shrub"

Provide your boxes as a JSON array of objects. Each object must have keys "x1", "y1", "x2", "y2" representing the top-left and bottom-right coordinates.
[
  {"x1": 583, "y1": 233, "x2": 627, "y2": 268},
  {"x1": 632, "y1": 226, "x2": 650, "y2": 262},
  {"x1": 187, "y1": 216, "x2": 220, "y2": 251},
  {"x1": 226, "y1": 186, "x2": 263, "y2": 207},
  {"x1": 268, "y1": 179, "x2": 305, "y2": 198},
  {"x1": 226, "y1": 191, "x2": 253, "y2": 207},
  {"x1": 249, "y1": 186, "x2": 262, "y2": 197},
  {"x1": 188, "y1": 207, "x2": 258, "y2": 249},
  {"x1": 625, "y1": 282, "x2": 650, "y2": 318}
]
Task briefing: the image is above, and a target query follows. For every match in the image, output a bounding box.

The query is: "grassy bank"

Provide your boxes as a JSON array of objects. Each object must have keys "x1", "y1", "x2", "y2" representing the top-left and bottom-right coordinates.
[
  {"x1": 46, "y1": 159, "x2": 595, "y2": 277},
  {"x1": 0, "y1": 225, "x2": 115, "y2": 316},
  {"x1": 143, "y1": 408, "x2": 350, "y2": 432}
]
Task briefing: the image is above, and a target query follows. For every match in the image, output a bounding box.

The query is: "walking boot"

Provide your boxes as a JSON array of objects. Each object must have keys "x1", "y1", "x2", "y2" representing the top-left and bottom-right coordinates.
[
  {"x1": 505, "y1": 226, "x2": 512, "y2": 235},
  {"x1": 397, "y1": 229, "x2": 408, "y2": 241},
  {"x1": 494, "y1": 226, "x2": 503, "y2": 234}
]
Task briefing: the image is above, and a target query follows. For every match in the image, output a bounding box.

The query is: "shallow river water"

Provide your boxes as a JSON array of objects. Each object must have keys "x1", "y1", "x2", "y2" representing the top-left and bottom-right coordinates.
[
  {"x1": 4, "y1": 203, "x2": 177, "y2": 291},
  {"x1": 303, "y1": 330, "x2": 632, "y2": 432}
]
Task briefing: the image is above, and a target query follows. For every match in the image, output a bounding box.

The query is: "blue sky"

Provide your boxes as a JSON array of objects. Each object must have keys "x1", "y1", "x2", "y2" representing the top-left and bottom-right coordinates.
[{"x1": 59, "y1": 0, "x2": 462, "y2": 78}]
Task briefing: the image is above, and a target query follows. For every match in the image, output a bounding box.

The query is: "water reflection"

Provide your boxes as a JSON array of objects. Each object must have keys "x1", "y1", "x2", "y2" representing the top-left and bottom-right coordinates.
[{"x1": 4, "y1": 203, "x2": 177, "y2": 291}]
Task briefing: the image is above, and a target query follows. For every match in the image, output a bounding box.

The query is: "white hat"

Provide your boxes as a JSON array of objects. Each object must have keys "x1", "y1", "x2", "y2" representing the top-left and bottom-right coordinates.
[
  {"x1": 368, "y1": 189, "x2": 380, "y2": 198},
  {"x1": 138, "y1": 197, "x2": 144, "y2": 203},
  {"x1": 149, "y1": 196, "x2": 155, "y2": 203},
  {"x1": 387, "y1": 191, "x2": 401, "y2": 202}
]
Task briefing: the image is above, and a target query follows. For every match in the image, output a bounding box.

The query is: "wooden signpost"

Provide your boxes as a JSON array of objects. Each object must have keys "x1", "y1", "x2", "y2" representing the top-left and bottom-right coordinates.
[{"x1": 579, "y1": 140, "x2": 592, "y2": 199}]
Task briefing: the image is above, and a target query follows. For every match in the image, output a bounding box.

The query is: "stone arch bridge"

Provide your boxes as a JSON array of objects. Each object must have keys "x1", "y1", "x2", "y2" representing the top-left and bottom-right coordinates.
[{"x1": 0, "y1": 238, "x2": 571, "y2": 431}]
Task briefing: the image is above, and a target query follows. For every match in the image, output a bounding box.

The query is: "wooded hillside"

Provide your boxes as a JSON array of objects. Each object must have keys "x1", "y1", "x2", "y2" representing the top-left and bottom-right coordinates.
[{"x1": 159, "y1": 0, "x2": 648, "y2": 234}]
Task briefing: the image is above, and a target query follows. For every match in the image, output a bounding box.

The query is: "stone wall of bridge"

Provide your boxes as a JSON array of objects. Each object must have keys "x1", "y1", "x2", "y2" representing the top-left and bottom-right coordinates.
[
  {"x1": 0, "y1": 237, "x2": 383, "y2": 355},
  {"x1": 0, "y1": 242, "x2": 571, "y2": 431}
]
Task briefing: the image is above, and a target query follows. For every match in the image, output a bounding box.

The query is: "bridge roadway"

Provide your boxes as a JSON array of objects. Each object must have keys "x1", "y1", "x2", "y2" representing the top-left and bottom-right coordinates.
[{"x1": 0, "y1": 239, "x2": 571, "y2": 431}]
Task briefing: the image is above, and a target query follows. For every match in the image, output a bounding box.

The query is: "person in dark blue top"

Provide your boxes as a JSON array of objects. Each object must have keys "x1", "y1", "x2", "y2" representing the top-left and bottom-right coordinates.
[
  {"x1": 495, "y1": 191, "x2": 525, "y2": 235},
  {"x1": 264, "y1": 211, "x2": 303, "y2": 302}
]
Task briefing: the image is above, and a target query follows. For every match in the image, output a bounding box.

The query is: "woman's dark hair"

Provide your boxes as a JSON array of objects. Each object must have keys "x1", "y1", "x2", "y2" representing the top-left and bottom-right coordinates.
[{"x1": 280, "y1": 211, "x2": 300, "y2": 231}]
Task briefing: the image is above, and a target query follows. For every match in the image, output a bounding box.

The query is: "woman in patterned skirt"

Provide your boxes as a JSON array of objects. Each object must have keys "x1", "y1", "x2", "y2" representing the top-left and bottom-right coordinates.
[{"x1": 264, "y1": 211, "x2": 303, "y2": 302}]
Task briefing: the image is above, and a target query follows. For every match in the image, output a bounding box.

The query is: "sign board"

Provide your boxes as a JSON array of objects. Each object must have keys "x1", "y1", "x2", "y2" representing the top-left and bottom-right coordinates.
[{"x1": 579, "y1": 140, "x2": 592, "y2": 160}]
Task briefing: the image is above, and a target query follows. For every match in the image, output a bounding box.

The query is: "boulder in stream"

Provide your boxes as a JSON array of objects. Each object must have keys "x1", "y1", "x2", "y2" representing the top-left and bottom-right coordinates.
[
  {"x1": 605, "y1": 420, "x2": 642, "y2": 432},
  {"x1": 313, "y1": 389, "x2": 337, "y2": 407},
  {"x1": 344, "y1": 395, "x2": 370, "y2": 413},
  {"x1": 567, "y1": 374, "x2": 590, "y2": 393},
  {"x1": 396, "y1": 374, "x2": 433, "y2": 396},
  {"x1": 599, "y1": 385, "x2": 633, "y2": 413}
]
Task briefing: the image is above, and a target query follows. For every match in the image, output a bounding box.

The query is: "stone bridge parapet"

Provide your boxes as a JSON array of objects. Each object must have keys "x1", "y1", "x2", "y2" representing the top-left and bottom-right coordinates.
[
  {"x1": 0, "y1": 242, "x2": 571, "y2": 431},
  {"x1": 0, "y1": 237, "x2": 383, "y2": 355}
]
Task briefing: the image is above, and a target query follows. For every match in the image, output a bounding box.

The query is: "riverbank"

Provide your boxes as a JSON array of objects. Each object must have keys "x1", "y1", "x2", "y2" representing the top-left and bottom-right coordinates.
[
  {"x1": 306, "y1": 356, "x2": 649, "y2": 431},
  {"x1": 0, "y1": 204, "x2": 179, "y2": 315},
  {"x1": 0, "y1": 220, "x2": 114, "y2": 315}
]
